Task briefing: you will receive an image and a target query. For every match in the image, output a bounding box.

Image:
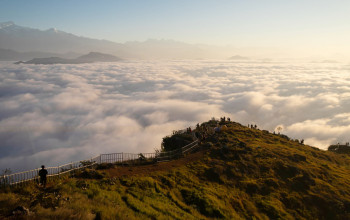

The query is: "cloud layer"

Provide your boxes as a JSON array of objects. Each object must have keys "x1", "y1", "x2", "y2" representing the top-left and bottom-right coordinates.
[{"x1": 1, "y1": 60, "x2": 349, "y2": 171}]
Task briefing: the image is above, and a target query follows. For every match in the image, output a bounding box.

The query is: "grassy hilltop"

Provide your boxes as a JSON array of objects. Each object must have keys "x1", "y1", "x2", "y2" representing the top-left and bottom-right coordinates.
[{"x1": 1, "y1": 120, "x2": 350, "y2": 219}]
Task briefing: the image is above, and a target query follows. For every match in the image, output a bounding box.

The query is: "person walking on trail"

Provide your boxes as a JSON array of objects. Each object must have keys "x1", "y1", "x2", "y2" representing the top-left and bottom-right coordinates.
[{"x1": 39, "y1": 165, "x2": 48, "y2": 187}]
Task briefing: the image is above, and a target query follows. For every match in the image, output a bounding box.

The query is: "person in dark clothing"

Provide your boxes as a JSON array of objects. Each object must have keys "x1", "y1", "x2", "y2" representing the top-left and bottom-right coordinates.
[{"x1": 38, "y1": 165, "x2": 48, "y2": 187}]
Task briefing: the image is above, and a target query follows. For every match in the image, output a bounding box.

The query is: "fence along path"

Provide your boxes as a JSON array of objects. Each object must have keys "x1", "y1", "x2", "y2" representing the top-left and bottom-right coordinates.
[{"x1": 1, "y1": 140, "x2": 199, "y2": 187}]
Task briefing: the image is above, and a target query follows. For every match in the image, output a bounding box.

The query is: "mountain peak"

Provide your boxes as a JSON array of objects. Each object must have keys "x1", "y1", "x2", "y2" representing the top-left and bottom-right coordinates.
[
  {"x1": 0, "y1": 21, "x2": 15, "y2": 29},
  {"x1": 15, "y1": 51, "x2": 122, "y2": 64},
  {"x1": 46, "y1": 28, "x2": 59, "y2": 33},
  {"x1": 76, "y1": 51, "x2": 122, "y2": 62}
]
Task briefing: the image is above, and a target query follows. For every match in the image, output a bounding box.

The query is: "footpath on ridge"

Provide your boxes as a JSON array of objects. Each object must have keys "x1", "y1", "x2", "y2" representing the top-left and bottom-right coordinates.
[{"x1": 106, "y1": 150, "x2": 205, "y2": 177}]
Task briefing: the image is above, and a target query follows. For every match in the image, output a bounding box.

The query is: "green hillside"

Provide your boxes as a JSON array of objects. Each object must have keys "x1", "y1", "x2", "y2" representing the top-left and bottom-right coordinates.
[{"x1": 1, "y1": 120, "x2": 350, "y2": 219}]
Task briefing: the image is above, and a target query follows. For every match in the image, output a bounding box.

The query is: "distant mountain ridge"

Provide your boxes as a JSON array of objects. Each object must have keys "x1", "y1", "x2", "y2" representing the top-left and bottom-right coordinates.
[
  {"x1": 15, "y1": 52, "x2": 122, "y2": 64},
  {"x1": 0, "y1": 48, "x2": 81, "y2": 61},
  {"x1": 76, "y1": 52, "x2": 122, "y2": 62},
  {"x1": 0, "y1": 21, "x2": 237, "y2": 60},
  {"x1": 0, "y1": 21, "x2": 128, "y2": 56}
]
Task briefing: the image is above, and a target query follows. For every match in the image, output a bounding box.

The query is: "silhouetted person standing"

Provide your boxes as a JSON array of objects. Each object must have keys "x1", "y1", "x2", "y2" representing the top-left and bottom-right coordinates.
[{"x1": 39, "y1": 165, "x2": 48, "y2": 187}]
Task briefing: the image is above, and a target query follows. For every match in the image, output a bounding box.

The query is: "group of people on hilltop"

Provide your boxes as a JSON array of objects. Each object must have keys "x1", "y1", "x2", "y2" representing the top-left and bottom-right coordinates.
[
  {"x1": 195, "y1": 123, "x2": 212, "y2": 143},
  {"x1": 248, "y1": 124, "x2": 258, "y2": 129},
  {"x1": 220, "y1": 116, "x2": 230, "y2": 122},
  {"x1": 337, "y1": 142, "x2": 350, "y2": 146}
]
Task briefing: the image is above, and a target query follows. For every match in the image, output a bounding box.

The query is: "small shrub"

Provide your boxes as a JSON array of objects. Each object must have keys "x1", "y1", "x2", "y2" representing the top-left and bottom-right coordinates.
[
  {"x1": 240, "y1": 180, "x2": 260, "y2": 195},
  {"x1": 328, "y1": 145, "x2": 350, "y2": 154},
  {"x1": 288, "y1": 154, "x2": 307, "y2": 162},
  {"x1": 160, "y1": 176, "x2": 175, "y2": 189},
  {"x1": 96, "y1": 163, "x2": 114, "y2": 170},
  {"x1": 80, "y1": 160, "x2": 94, "y2": 167},
  {"x1": 76, "y1": 169, "x2": 104, "y2": 179},
  {"x1": 180, "y1": 188, "x2": 225, "y2": 218},
  {"x1": 76, "y1": 180, "x2": 89, "y2": 189},
  {"x1": 256, "y1": 200, "x2": 285, "y2": 219},
  {"x1": 162, "y1": 133, "x2": 193, "y2": 152},
  {"x1": 274, "y1": 161, "x2": 300, "y2": 179},
  {"x1": 291, "y1": 173, "x2": 315, "y2": 191},
  {"x1": 204, "y1": 167, "x2": 224, "y2": 183}
]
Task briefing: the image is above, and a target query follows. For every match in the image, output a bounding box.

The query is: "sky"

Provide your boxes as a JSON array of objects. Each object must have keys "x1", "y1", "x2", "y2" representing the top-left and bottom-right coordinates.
[{"x1": 1, "y1": 0, "x2": 350, "y2": 58}]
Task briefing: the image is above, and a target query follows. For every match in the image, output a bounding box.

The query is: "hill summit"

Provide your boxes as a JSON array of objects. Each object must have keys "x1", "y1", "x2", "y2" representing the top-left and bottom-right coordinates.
[
  {"x1": 1, "y1": 119, "x2": 349, "y2": 219},
  {"x1": 15, "y1": 52, "x2": 121, "y2": 64}
]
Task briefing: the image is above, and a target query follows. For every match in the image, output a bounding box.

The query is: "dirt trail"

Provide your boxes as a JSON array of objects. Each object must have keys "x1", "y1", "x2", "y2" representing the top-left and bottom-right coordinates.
[{"x1": 105, "y1": 150, "x2": 205, "y2": 177}]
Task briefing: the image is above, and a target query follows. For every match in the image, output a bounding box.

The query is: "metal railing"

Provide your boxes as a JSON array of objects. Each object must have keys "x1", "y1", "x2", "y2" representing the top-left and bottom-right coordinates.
[
  {"x1": 99, "y1": 152, "x2": 158, "y2": 164},
  {"x1": 0, "y1": 140, "x2": 199, "y2": 187},
  {"x1": 0, "y1": 155, "x2": 101, "y2": 187},
  {"x1": 156, "y1": 140, "x2": 199, "y2": 161}
]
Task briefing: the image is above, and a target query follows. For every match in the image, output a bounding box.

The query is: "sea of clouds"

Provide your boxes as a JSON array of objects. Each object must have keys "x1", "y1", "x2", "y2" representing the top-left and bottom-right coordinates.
[{"x1": 1, "y1": 60, "x2": 350, "y2": 172}]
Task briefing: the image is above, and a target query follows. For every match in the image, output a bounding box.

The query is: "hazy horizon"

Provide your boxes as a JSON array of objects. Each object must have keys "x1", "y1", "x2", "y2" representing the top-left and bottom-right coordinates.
[{"x1": 1, "y1": 21, "x2": 349, "y2": 61}]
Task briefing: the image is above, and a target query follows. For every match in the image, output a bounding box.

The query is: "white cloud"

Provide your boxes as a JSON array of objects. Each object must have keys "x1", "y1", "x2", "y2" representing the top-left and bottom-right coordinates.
[{"x1": 0, "y1": 60, "x2": 349, "y2": 171}]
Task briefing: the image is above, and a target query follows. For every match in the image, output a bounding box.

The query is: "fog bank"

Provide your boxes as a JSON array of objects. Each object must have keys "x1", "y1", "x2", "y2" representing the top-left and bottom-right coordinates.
[{"x1": 1, "y1": 60, "x2": 349, "y2": 171}]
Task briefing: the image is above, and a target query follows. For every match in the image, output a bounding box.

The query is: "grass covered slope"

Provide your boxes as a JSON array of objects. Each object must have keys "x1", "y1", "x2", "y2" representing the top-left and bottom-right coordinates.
[{"x1": 1, "y1": 120, "x2": 350, "y2": 219}]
